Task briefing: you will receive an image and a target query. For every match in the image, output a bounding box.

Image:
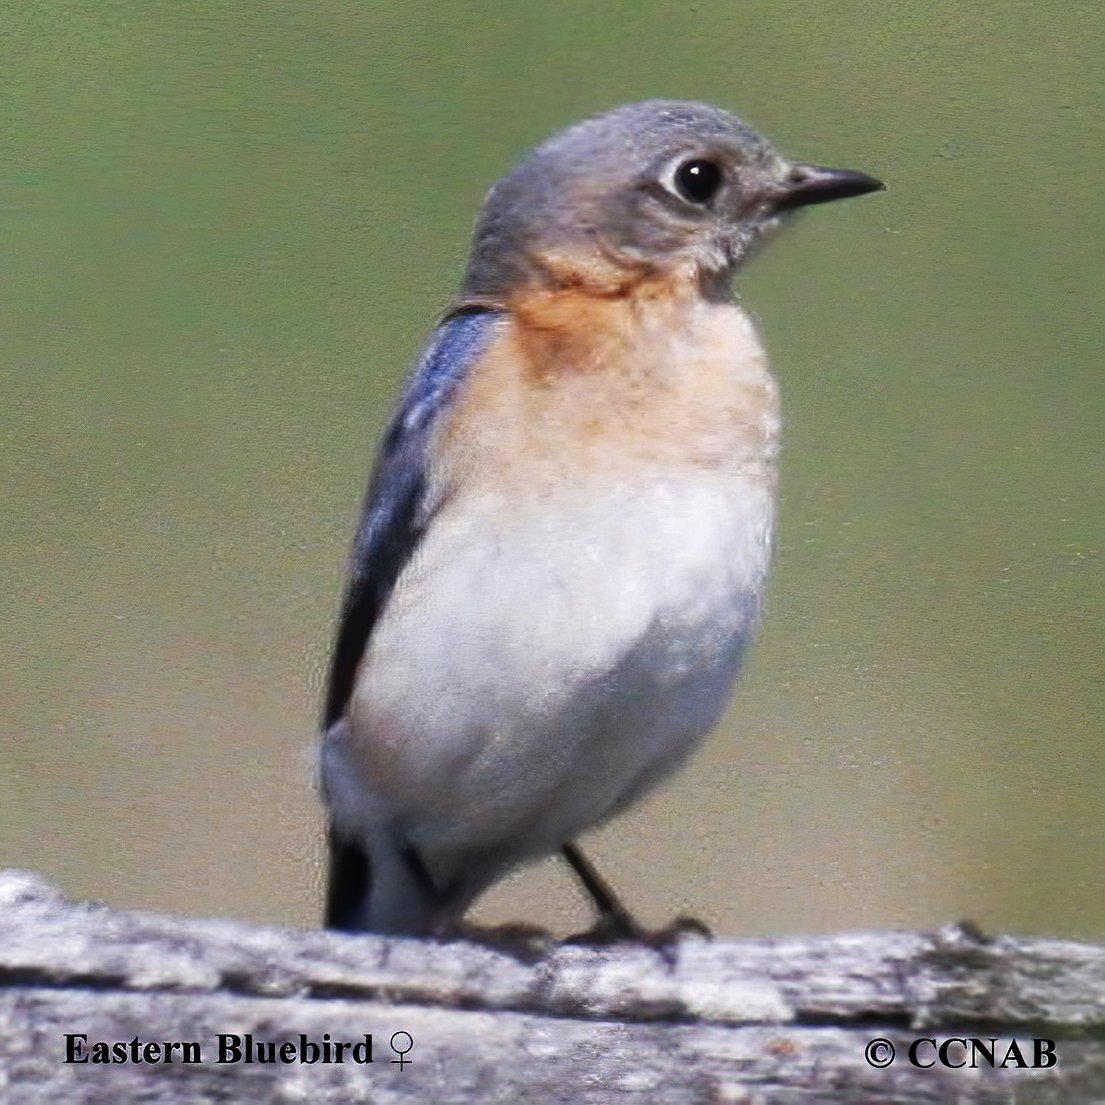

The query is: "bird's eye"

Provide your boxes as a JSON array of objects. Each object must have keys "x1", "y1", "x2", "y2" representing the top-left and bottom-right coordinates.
[{"x1": 671, "y1": 159, "x2": 723, "y2": 205}]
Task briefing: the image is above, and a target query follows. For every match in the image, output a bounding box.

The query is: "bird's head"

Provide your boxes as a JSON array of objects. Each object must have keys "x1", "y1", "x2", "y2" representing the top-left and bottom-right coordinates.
[{"x1": 463, "y1": 100, "x2": 883, "y2": 300}]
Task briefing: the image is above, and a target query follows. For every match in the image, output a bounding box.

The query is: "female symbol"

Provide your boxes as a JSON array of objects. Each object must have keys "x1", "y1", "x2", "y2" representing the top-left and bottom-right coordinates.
[{"x1": 389, "y1": 1031, "x2": 414, "y2": 1069}]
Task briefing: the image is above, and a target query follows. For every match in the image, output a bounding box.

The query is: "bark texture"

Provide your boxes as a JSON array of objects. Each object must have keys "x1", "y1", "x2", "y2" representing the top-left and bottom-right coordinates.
[{"x1": 1, "y1": 870, "x2": 1103, "y2": 1103}]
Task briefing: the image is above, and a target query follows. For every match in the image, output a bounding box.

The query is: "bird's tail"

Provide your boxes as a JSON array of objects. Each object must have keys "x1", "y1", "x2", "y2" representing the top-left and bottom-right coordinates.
[{"x1": 325, "y1": 826, "x2": 447, "y2": 935}]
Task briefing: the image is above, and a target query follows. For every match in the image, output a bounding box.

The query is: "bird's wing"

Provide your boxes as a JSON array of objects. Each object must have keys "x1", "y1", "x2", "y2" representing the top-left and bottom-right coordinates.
[{"x1": 322, "y1": 307, "x2": 503, "y2": 728}]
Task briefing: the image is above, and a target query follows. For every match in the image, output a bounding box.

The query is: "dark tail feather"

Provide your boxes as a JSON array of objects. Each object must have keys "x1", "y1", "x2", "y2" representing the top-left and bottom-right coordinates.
[
  {"x1": 325, "y1": 829, "x2": 371, "y2": 931},
  {"x1": 325, "y1": 827, "x2": 451, "y2": 934}
]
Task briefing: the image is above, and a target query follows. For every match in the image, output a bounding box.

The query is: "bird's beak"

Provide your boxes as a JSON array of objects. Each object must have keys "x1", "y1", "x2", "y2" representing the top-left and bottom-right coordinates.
[{"x1": 772, "y1": 163, "x2": 885, "y2": 211}]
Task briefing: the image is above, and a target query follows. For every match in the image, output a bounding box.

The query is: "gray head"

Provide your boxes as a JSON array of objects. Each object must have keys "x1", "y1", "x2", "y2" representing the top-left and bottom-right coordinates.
[{"x1": 462, "y1": 100, "x2": 882, "y2": 299}]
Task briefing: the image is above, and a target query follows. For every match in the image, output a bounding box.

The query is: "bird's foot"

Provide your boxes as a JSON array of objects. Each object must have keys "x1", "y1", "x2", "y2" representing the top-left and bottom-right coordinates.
[
  {"x1": 563, "y1": 911, "x2": 643, "y2": 947},
  {"x1": 648, "y1": 914, "x2": 713, "y2": 944},
  {"x1": 445, "y1": 920, "x2": 556, "y2": 963},
  {"x1": 564, "y1": 912, "x2": 712, "y2": 963}
]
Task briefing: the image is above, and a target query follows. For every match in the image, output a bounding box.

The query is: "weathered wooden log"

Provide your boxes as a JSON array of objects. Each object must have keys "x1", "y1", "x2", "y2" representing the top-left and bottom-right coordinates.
[{"x1": 1, "y1": 869, "x2": 1103, "y2": 1103}]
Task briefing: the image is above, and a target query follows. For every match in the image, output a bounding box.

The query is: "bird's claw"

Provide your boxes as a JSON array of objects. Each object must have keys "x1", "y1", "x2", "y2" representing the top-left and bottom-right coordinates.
[{"x1": 564, "y1": 912, "x2": 712, "y2": 959}]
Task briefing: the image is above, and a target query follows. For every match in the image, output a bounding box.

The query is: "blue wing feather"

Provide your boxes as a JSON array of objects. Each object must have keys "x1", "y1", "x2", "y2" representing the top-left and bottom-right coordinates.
[{"x1": 323, "y1": 307, "x2": 502, "y2": 727}]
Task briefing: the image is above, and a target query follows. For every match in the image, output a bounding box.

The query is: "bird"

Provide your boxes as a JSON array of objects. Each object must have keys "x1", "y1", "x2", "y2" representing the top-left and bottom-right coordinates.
[{"x1": 320, "y1": 100, "x2": 882, "y2": 938}]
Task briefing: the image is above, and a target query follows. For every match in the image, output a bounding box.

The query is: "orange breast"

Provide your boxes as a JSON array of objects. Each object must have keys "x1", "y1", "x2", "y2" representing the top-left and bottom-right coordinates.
[{"x1": 436, "y1": 274, "x2": 780, "y2": 496}]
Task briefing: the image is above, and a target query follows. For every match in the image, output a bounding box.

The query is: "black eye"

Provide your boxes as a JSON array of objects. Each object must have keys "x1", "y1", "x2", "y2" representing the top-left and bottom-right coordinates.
[{"x1": 672, "y1": 159, "x2": 723, "y2": 205}]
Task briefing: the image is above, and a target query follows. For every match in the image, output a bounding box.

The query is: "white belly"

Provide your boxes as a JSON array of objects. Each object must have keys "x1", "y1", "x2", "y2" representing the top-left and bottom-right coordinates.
[{"x1": 341, "y1": 469, "x2": 775, "y2": 863}]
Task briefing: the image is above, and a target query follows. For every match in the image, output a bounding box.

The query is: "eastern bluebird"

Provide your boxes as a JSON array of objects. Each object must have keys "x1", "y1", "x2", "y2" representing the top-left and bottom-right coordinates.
[{"x1": 321, "y1": 100, "x2": 882, "y2": 937}]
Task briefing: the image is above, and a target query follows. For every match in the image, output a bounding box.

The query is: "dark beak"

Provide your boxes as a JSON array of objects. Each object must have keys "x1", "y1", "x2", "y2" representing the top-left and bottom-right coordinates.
[{"x1": 773, "y1": 163, "x2": 885, "y2": 211}]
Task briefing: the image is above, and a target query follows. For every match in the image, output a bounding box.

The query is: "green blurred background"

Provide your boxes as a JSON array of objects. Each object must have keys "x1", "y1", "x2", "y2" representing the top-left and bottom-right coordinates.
[{"x1": 3, "y1": 1, "x2": 1101, "y2": 939}]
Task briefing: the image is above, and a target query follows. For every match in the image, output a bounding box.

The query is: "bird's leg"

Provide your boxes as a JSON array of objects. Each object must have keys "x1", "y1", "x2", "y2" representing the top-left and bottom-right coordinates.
[
  {"x1": 561, "y1": 841, "x2": 713, "y2": 950},
  {"x1": 561, "y1": 841, "x2": 645, "y2": 941}
]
